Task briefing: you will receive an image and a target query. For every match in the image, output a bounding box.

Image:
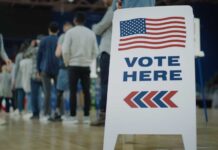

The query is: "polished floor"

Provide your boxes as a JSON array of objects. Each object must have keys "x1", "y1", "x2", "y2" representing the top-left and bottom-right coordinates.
[{"x1": 0, "y1": 108, "x2": 218, "y2": 150}]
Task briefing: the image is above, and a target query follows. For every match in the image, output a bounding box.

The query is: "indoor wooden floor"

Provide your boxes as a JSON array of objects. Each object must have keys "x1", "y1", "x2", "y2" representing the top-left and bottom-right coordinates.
[{"x1": 0, "y1": 108, "x2": 218, "y2": 150}]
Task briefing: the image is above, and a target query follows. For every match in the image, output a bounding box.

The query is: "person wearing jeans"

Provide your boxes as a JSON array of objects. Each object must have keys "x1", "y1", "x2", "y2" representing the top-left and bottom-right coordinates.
[
  {"x1": 37, "y1": 22, "x2": 59, "y2": 120},
  {"x1": 13, "y1": 41, "x2": 29, "y2": 115},
  {"x1": 40, "y1": 73, "x2": 57, "y2": 116},
  {"x1": 51, "y1": 22, "x2": 72, "y2": 122},
  {"x1": 31, "y1": 79, "x2": 42, "y2": 118},
  {"x1": 23, "y1": 39, "x2": 43, "y2": 119}
]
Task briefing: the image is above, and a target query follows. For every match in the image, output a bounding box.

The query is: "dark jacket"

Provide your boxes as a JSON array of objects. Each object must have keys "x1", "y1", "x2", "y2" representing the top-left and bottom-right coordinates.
[{"x1": 37, "y1": 35, "x2": 59, "y2": 75}]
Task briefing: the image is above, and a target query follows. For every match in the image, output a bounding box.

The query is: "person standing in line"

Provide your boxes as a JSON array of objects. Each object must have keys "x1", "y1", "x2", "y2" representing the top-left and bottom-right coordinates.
[
  {"x1": 13, "y1": 41, "x2": 30, "y2": 116},
  {"x1": 112, "y1": 0, "x2": 156, "y2": 9},
  {"x1": 50, "y1": 22, "x2": 73, "y2": 122},
  {"x1": 62, "y1": 12, "x2": 98, "y2": 124},
  {"x1": 37, "y1": 22, "x2": 59, "y2": 121},
  {"x1": 90, "y1": 0, "x2": 113, "y2": 126},
  {"x1": 24, "y1": 38, "x2": 43, "y2": 120},
  {"x1": 0, "y1": 65, "x2": 13, "y2": 114},
  {"x1": 0, "y1": 34, "x2": 12, "y2": 125}
]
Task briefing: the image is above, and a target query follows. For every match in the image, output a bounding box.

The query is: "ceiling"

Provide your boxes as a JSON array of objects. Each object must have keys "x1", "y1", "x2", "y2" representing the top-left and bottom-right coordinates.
[{"x1": 0, "y1": 0, "x2": 217, "y2": 11}]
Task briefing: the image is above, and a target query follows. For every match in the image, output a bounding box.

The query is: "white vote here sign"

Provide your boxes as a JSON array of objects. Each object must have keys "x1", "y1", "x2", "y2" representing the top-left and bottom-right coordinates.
[{"x1": 104, "y1": 6, "x2": 196, "y2": 150}]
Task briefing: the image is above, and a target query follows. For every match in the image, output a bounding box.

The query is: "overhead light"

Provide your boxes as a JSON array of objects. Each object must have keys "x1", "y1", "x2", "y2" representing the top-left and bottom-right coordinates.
[{"x1": 68, "y1": 0, "x2": 74, "y2": 2}]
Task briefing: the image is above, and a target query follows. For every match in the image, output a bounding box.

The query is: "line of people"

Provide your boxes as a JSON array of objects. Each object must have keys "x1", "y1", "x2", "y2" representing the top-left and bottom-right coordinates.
[
  {"x1": 1, "y1": 0, "x2": 156, "y2": 126},
  {"x1": 0, "y1": 6, "x2": 112, "y2": 125}
]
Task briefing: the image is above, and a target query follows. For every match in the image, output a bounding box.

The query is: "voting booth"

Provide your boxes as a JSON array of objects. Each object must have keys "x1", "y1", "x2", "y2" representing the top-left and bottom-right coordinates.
[{"x1": 104, "y1": 6, "x2": 196, "y2": 150}]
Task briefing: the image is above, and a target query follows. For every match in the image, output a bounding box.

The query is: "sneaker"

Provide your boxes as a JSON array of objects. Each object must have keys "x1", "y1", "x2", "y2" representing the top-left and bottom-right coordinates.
[
  {"x1": 83, "y1": 116, "x2": 90, "y2": 124},
  {"x1": 90, "y1": 112, "x2": 105, "y2": 126},
  {"x1": 40, "y1": 116, "x2": 49, "y2": 123},
  {"x1": 30, "y1": 115, "x2": 39, "y2": 120},
  {"x1": 48, "y1": 113, "x2": 62, "y2": 122},
  {"x1": 23, "y1": 113, "x2": 32, "y2": 121},
  {"x1": 11, "y1": 109, "x2": 19, "y2": 117},
  {"x1": 62, "y1": 116, "x2": 78, "y2": 124}
]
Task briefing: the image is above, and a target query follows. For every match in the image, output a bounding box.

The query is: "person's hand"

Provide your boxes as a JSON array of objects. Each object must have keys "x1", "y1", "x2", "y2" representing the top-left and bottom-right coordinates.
[
  {"x1": 36, "y1": 72, "x2": 41, "y2": 80},
  {"x1": 117, "y1": 0, "x2": 122, "y2": 9},
  {"x1": 31, "y1": 40, "x2": 36, "y2": 47},
  {"x1": 5, "y1": 59, "x2": 12, "y2": 66}
]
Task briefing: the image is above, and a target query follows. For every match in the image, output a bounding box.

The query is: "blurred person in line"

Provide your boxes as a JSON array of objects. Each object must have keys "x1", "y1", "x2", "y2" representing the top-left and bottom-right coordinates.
[
  {"x1": 0, "y1": 33, "x2": 12, "y2": 125},
  {"x1": 90, "y1": 0, "x2": 113, "y2": 126},
  {"x1": 62, "y1": 12, "x2": 98, "y2": 124},
  {"x1": 20, "y1": 51, "x2": 33, "y2": 117},
  {"x1": 37, "y1": 22, "x2": 59, "y2": 121},
  {"x1": 23, "y1": 37, "x2": 43, "y2": 120},
  {"x1": 0, "y1": 65, "x2": 13, "y2": 114},
  {"x1": 12, "y1": 41, "x2": 30, "y2": 116},
  {"x1": 48, "y1": 22, "x2": 73, "y2": 122},
  {"x1": 0, "y1": 34, "x2": 11, "y2": 66},
  {"x1": 112, "y1": 0, "x2": 155, "y2": 9}
]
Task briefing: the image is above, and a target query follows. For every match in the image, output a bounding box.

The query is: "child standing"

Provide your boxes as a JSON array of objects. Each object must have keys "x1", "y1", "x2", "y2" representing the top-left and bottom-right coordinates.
[
  {"x1": 0, "y1": 65, "x2": 13, "y2": 113},
  {"x1": 0, "y1": 34, "x2": 11, "y2": 125}
]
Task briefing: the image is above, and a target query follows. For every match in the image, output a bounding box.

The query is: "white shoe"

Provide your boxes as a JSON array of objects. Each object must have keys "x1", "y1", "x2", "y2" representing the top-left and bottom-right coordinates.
[
  {"x1": 11, "y1": 109, "x2": 19, "y2": 116},
  {"x1": 62, "y1": 116, "x2": 79, "y2": 124},
  {"x1": 10, "y1": 109, "x2": 20, "y2": 120},
  {"x1": 83, "y1": 116, "x2": 90, "y2": 124},
  {"x1": 40, "y1": 116, "x2": 49, "y2": 123},
  {"x1": 23, "y1": 113, "x2": 32, "y2": 121}
]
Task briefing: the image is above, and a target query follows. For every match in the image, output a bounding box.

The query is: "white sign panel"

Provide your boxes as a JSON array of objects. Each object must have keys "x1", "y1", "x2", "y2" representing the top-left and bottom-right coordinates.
[
  {"x1": 104, "y1": 6, "x2": 196, "y2": 150},
  {"x1": 194, "y1": 18, "x2": 204, "y2": 57}
]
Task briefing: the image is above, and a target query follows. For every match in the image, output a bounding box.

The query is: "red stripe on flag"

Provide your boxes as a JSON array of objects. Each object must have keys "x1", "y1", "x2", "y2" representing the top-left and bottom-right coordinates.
[
  {"x1": 119, "y1": 40, "x2": 185, "y2": 46},
  {"x1": 118, "y1": 44, "x2": 185, "y2": 51},
  {"x1": 146, "y1": 25, "x2": 186, "y2": 30},
  {"x1": 120, "y1": 35, "x2": 186, "y2": 41},
  {"x1": 146, "y1": 30, "x2": 186, "y2": 35},
  {"x1": 146, "y1": 17, "x2": 185, "y2": 21},
  {"x1": 146, "y1": 21, "x2": 185, "y2": 26}
]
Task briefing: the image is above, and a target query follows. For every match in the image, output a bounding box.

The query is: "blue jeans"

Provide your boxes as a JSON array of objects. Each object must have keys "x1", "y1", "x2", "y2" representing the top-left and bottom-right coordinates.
[
  {"x1": 41, "y1": 73, "x2": 57, "y2": 116},
  {"x1": 26, "y1": 93, "x2": 31, "y2": 113},
  {"x1": 16, "y1": 88, "x2": 25, "y2": 113},
  {"x1": 99, "y1": 52, "x2": 110, "y2": 112},
  {"x1": 31, "y1": 79, "x2": 42, "y2": 117}
]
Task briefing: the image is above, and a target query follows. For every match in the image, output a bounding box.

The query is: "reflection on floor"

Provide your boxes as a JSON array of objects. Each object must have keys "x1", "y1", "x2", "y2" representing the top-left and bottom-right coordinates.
[{"x1": 0, "y1": 109, "x2": 218, "y2": 150}]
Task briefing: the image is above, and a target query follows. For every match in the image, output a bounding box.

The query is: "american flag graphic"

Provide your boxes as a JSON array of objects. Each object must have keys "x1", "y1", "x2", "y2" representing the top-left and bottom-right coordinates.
[{"x1": 119, "y1": 16, "x2": 186, "y2": 51}]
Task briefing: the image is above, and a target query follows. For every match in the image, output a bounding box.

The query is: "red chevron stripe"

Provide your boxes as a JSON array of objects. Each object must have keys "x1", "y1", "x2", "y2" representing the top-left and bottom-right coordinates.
[
  {"x1": 124, "y1": 91, "x2": 138, "y2": 108},
  {"x1": 163, "y1": 91, "x2": 178, "y2": 108},
  {"x1": 143, "y1": 91, "x2": 158, "y2": 108}
]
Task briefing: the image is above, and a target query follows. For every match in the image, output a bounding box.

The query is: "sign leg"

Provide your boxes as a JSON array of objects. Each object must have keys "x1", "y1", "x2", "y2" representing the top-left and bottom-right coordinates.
[
  {"x1": 103, "y1": 131, "x2": 118, "y2": 150},
  {"x1": 182, "y1": 132, "x2": 197, "y2": 150}
]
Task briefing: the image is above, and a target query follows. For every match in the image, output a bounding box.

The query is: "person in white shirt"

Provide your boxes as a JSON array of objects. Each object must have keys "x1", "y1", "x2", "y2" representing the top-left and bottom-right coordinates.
[{"x1": 62, "y1": 12, "x2": 98, "y2": 124}]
